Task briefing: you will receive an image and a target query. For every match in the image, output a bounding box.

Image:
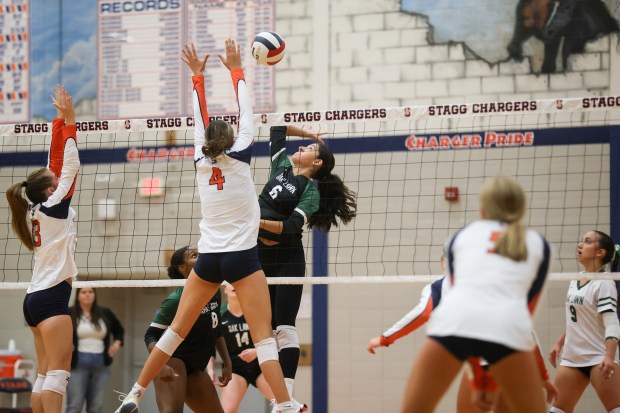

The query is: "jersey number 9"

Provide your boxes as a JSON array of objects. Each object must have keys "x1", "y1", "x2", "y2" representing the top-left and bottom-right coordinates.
[{"x1": 569, "y1": 305, "x2": 578, "y2": 322}]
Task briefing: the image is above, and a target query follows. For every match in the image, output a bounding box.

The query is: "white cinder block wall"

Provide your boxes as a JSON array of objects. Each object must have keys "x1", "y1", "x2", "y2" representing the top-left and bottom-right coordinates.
[{"x1": 271, "y1": 0, "x2": 619, "y2": 412}]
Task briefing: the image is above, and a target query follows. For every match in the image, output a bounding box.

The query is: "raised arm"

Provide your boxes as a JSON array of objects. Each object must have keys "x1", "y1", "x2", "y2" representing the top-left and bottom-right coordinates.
[
  {"x1": 182, "y1": 44, "x2": 210, "y2": 160},
  {"x1": 43, "y1": 86, "x2": 79, "y2": 212},
  {"x1": 267, "y1": 126, "x2": 324, "y2": 178},
  {"x1": 219, "y1": 39, "x2": 253, "y2": 155}
]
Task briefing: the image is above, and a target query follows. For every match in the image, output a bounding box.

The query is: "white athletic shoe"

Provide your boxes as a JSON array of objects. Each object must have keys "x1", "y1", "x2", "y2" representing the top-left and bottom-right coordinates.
[
  {"x1": 113, "y1": 390, "x2": 142, "y2": 413},
  {"x1": 272, "y1": 399, "x2": 308, "y2": 413}
]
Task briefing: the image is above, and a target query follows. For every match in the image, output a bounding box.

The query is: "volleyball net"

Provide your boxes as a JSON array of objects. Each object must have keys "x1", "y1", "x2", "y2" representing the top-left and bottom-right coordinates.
[{"x1": 1, "y1": 96, "x2": 619, "y2": 288}]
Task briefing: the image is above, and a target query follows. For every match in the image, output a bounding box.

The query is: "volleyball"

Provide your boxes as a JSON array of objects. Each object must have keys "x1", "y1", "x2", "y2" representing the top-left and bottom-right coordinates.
[{"x1": 251, "y1": 31, "x2": 286, "y2": 66}]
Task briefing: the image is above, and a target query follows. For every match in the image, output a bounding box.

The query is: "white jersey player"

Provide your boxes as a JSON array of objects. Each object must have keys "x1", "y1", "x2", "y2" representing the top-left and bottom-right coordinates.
[
  {"x1": 549, "y1": 230, "x2": 620, "y2": 413},
  {"x1": 400, "y1": 176, "x2": 552, "y2": 413},
  {"x1": 115, "y1": 40, "x2": 303, "y2": 413},
  {"x1": 6, "y1": 86, "x2": 79, "y2": 413}
]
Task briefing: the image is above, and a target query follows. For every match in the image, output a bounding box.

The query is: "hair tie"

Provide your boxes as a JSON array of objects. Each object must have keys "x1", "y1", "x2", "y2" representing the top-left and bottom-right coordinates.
[
  {"x1": 615, "y1": 244, "x2": 620, "y2": 258},
  {"x1": 22, "y1": 181, "x2": 28, "y2": 188}
]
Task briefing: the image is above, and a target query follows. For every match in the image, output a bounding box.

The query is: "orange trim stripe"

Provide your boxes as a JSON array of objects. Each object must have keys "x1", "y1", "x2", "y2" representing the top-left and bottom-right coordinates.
[
  {"x1": 192, "y1": 75, "x2": 209, "y2": 129},
  {"x1": 49, "y1": 118, "x2": 65, "y2": 176},
  {"x1": 383, "y1": 298, "x2": 434, "y2": 345}
]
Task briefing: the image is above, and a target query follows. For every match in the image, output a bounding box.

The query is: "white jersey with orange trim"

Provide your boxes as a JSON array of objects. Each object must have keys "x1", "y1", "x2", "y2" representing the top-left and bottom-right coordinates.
[
  {"x1": 380, "y1": 277, "x2": 449, "y2": 346},
  {"x1": 192, "y1": 69, "x2": 260, "y2": 253},
  {"x1": 427, "y1": 220, "x2": 551, "y2": 351},
  {"x1": 560, "y1": 278, "x2": 619, "y2": 367},
  {"x1": 28, "y1": 120, "x2": 79, "y2": 293}
]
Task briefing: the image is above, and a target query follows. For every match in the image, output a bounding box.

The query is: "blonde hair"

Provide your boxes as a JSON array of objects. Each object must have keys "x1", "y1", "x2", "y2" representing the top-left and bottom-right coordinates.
[
  {"x1": 479, "y1": 176, "x2": 527, "y2": 261},
  {"x1": 5, "y1": 168, "x2": 52, "y2": 251}
]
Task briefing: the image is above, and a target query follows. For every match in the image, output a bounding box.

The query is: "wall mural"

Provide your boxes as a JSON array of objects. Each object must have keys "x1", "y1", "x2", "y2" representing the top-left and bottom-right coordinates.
[
  {"x1": 20, "y1": 0, "x2": 620, "y2": 121},
  {"x1": 402, "y1": 0, "x2": 620, "y2": 73}
]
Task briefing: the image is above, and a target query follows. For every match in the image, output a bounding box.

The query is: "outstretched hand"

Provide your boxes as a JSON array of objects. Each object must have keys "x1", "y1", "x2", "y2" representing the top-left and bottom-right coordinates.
[
  {"x1": 218, "y1": 39, "x2": 241, "y2": 71},
  {"x1": 287, "y1": 125, "x2": 326, "y2": 144},
  {"x1": 182, "y1": 43, "x2": 209, "y2": 75},
  {"x1": 366, "y1": 336, "x2": 382, "y2": 354},
  {"x1": 51, "y1": 85, "x2": 75, "y2": 125}
]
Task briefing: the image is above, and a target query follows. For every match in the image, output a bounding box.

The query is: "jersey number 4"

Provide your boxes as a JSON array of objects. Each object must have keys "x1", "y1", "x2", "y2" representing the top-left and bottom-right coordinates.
[
  {"x1": 32, "y1": 220, "x2": 41, "y2": 247},
  {"x1": 209, "y1": 167, "x2": 225, "y2": 190}
]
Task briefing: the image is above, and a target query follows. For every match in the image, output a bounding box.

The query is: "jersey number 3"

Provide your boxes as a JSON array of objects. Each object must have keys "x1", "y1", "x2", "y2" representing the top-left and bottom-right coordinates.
[
  {"x1": 209, "y1": 167, "x2": 225, "y2": 190},
  {"x1": 32, "y1": 220, "x2": 41, "y2": 247}
]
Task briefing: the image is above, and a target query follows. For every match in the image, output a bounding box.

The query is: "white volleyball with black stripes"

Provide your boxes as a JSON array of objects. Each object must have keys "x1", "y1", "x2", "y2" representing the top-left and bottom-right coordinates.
[{"x1": 251, "y1": 32, "x2": 285, "y2": 66}]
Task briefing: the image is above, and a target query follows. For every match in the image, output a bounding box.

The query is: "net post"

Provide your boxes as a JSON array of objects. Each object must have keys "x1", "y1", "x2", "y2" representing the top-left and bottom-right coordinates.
[
  {"x1": 611, "y1": 125, "x2": 620, "y2": 246},
  {"x1": 610, "y1": 125, "x2": 620, "y2": 308},
  {"x1": 312, "y1": 227, "x2": 328, "y2": 413}
]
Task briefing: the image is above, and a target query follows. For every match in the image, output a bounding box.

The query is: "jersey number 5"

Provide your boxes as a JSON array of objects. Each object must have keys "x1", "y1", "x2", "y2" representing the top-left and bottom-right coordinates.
[
  {"x1": 209, "y1": 167, "x2": 225, "y2": 190},
  {"x1": 32, "y1": 220, "x2": 41, "y2": 247},
  {"x1": 487, "y1": 230, "x2": 502, "y2": 254}
]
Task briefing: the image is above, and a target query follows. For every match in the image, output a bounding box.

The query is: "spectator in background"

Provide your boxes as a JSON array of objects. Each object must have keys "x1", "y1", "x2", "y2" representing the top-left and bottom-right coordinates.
[{"x1": 66, "y1": 288, "x2": 124, "y2": 413}]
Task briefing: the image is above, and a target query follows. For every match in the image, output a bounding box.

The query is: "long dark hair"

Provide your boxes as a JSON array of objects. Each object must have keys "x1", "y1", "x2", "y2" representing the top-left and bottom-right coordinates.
[
  {"x1": 203, "y1": 120, "x2": 234, "y2": 159},
  {"x1": 5, "y1": 168, "x2": 53, "y2": 251},
  {"x1": 307, "y1": 144, "x2": 357, "y2": 231},
  {"x1": 71, "y1": 288, "x2": 104, "y2": 331},
  {"x1": 167, "y1": 246, "x2": 189, "y2": 279},
  {"x1": 595, "y1": 231, "x2": 619, "y2": 272}
]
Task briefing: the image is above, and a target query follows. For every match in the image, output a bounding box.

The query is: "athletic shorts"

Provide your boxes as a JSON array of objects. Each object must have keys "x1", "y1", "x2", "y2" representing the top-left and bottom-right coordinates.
[
  {"x1": 430, "y1": 335, "x2": 516, "y2": 365},
  {"x1": 23, "y1": 281, "x2": 72, "y2": 327},
  {"x1": 232, "y1": 358, "x2": 262, "y2": 388},
  {"x1": 193, "y1": 246, "x2": 262, "y2": 284},
  {"x1": 258, "y1": 240, "x2": 305, "y2": 278},
  {"x1": 182, "y1": 358, "x2": 208, "y2": 376},
  {"x1": 576, "y1": 365, "x2": 594, "y2": 378}
]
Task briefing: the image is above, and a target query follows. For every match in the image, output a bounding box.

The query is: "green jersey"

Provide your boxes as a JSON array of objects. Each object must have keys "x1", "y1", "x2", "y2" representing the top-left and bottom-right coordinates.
[
  {"x1": 146, "y1": 288, "x2": 221, "y2": 370},
  {"x1": 258, "y1": 126, "x2": 320, "y2": 244}
]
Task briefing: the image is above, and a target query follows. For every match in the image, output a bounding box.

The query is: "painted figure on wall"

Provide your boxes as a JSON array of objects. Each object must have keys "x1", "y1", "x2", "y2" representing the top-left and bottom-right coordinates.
[{"x1": 507, "y1": 0, "x2": 619, "y2": 72}]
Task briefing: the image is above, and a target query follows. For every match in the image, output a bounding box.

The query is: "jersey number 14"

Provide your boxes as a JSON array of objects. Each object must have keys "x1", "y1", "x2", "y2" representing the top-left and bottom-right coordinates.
[{"x1": 235, "y1": 331, "x2": 250, "y2": 348}]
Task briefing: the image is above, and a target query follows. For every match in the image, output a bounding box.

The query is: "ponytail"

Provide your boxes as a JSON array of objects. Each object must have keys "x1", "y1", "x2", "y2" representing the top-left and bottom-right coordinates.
[
  {"x1": 479, "y1": 176, "x2": 527, "y2": 262},
  {"x1": 495, "y1": 222, "x2": 527, "y2": 262},
  {"x1": 6, "y1": 182, "x2": 34, "y2": 250},
  {"x1": 6, "y1": 168, "x2": 54, "y2": 251},
  {"x1": 307, "y1": 173, "x2": 357, "y2": 232},
  {"x1": 594, "y1": 231, "x2": 618, "y2": 272}
]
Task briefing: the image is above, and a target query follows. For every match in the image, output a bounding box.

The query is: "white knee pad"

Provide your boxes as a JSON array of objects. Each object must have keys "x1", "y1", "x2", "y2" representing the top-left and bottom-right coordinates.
[
  {"x1": 155, "y1": 328, "x2": 184, "y2": 356},
  {"x1": 32, "y1": 374, "x2": 46, "y2": 394},
  {"x1": 609, "y1": 408, "x2": 620, "y2": 413},
  {"x1": 550, "y1": 407, "x2": 567, "y2": 413},
  {"x1": 256, "y1": 337, "x2": 279, "y2": 365},
  {"x1": 41, "y1": 370, "x2": 70, "y2": 395},
  {"x1": 276, "y1": 325, "x2": 299, "y2": 350}
]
